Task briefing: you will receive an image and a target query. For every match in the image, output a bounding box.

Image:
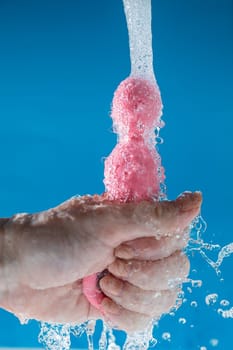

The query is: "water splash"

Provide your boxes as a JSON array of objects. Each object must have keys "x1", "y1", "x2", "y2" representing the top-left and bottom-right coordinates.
[
  {"x1": 86, "y1": 320, "x2": 95, "y2": 350},
  {"x1": 205, "y1": 294, "x2": 218, "y2": 306},
  {"x1": 188, "y1": 216, "x2": 233, "y2": 276},
  {"x1": 220, "y1": 299, "x2": 230, "y2": 307},
  {"x1": 217, "y1": 307, "x2": 233, "y2": 319},
  {"x1": 123, "y1": 322, "x2": 156, "y2": 350},
  {"x1": 38, "y1": 323, "x2": 71, "y2": 350},
  {"x1": 200, "y1": 243, "x2": 233, "y2": 276}
]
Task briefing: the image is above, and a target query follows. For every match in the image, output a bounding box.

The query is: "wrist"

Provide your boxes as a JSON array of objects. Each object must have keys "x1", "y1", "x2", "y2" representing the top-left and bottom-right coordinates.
[
  {"x1": 0, "y1": 213, "x2": 31, "y2": 314},
  {"x1": 0, "y1": 218, "x2": 10, "y2": 309}
]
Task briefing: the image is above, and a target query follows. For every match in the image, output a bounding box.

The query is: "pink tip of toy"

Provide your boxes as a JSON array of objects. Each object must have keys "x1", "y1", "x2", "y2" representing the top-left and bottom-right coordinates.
[{"x1": 111, "y1": 77, "x2": 162, "y2": 135}]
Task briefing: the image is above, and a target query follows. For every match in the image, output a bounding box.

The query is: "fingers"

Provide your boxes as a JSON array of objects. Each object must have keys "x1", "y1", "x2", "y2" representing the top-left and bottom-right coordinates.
[
  {"x1": 99, "y1": 274, "x2": 178, "y2": 318},
  {"x1": 132, "y1": 191, "x2": 202, "y2": 238},
  {"x1": 108, "y1": 252, "x2": 189, "y2": 290},
  {"x1": 97, "y1": 192, "x2": 200, "y2": 332},
  {"x1": 101, "y1": 297, "x2": 151, "y2": 332},
  {"x1": 106, "y1": 191, "x2": 202, "y2": 246},
  {"x1": 115, "y1": 233, "x2": 189, "y2": 260},
  {"x1": 54, "y1": 191, "x2": 202, "y2": 250}
]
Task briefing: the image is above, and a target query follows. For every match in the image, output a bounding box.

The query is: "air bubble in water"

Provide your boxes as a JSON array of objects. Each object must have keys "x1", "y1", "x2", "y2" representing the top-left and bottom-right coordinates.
[
  {"x1": 205, "y1": 293, "x2": 218, "y2": 306},
  {"x1": 200, "y1": 347, "x2": 207, "y2": 350}
]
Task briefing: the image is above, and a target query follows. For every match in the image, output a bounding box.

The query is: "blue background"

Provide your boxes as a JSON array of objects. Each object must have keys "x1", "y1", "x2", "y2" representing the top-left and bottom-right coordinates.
[{"x1": 0, "y1": 0, "x2": 232, "y2": 348}]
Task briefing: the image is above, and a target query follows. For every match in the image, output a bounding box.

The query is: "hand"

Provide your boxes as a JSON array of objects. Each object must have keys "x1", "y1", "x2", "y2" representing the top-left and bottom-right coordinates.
[
  {"x1": 0, "y1": 191, "x2": 201, "y2": 327},
  {"x1": 100, "y1": 240, "x2": 190, "y2": 332}
]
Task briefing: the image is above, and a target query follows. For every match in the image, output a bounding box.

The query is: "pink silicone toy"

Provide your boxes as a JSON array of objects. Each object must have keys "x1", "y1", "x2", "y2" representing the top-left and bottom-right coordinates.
[{"x1": 82, "y1": 77, "x2": 164, "y2": 312}]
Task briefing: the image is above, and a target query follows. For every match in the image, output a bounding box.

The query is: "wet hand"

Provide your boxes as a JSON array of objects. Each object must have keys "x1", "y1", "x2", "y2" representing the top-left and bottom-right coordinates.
[
  {"x1": 100, "y1": 241, "x2": 190, "y2": 332},
  {"x1": 0, "y1": 191, "x2": 201, "y2": 326}
]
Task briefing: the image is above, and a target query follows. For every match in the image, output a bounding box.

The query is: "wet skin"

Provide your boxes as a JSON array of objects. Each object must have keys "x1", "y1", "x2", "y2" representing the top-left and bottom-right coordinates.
[{"x1": 0, "y1": 191, "x2": 202, "y2": 332}]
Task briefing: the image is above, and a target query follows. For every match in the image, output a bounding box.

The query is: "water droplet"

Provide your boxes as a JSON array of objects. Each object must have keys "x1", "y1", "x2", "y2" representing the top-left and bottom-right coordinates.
[
  {"x1": 162, "y1": 332, "x2": 171, "y2": 341},
  {"x1": 155, "y1": 127, "x2": 160, "y2": 137},
  {"x1": 18, "y1": 314, "x2": 29, "y2": 325},
  {"x1": 200, "y1": 347, "x2": 207, "y2": 350},
  {"x1": 220, "y1": 299, "x2": 230, "y2": 307},
  {"x1": 205, "y1": 293, "x2": 218, "y2": 306},
  {"x1": 209, "y1": 338, "x2": 219, "y2": 347},
  {"x1": 178, "y1": 290, "x2": 185, "y2": 299},
  {"x1": 217, "y1": 307, "x2": 233, "y2": 318},
  {"x1": 191, "y1": 301, "x2": 198, "y2": 308},
  {"x1": 191, "y1": 279, "x2": 202, "y2": 288},
  {"x1": 156, "y1": 136, "x2": 163, "y2": 144},
  {"x1": 178, "y1": 317, "x2": 186, "y2": 324},
  {"x1": 149, "y1": 337, "x2": 158, "y2": 347}
]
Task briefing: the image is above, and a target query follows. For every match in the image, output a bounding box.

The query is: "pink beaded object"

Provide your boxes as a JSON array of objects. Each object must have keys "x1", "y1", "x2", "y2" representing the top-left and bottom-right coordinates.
[{"x1": 82, "y1": 76, "x2": 164, "y2": 311}]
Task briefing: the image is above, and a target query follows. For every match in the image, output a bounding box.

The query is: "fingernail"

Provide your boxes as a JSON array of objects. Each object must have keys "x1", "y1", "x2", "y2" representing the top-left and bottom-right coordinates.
[
  {"x1": 177, "y1": 191, "x2": 202, "y2": 212},
  {"x1": 115, "y1": 244, "x2": 135, "y2": 259}
]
